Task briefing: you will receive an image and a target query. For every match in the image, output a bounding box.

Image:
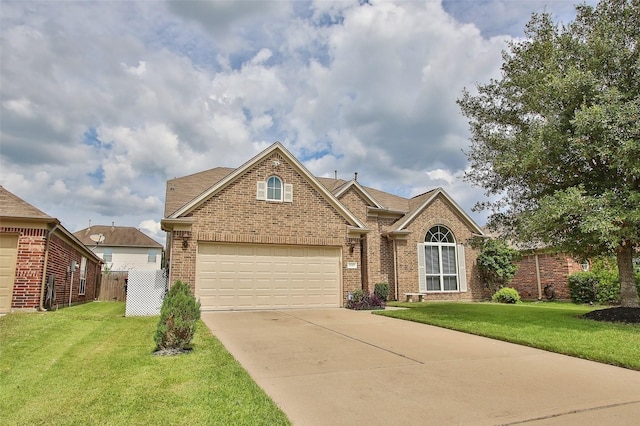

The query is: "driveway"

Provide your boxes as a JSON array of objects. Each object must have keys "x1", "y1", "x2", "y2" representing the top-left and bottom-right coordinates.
[{"x1": 201, "y1": 308, "x2": 640, "y2": 425}]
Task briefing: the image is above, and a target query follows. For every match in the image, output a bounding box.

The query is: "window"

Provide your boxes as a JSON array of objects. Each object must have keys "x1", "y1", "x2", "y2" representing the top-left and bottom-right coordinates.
[
  {"x1": 148, "y1": 249, "x2": 157, "y2": 263},
  {"x1": 418, "y1": 226, "x2": 466, "y2": 292},
  {"x1": 267, "y1": 176, "x2": 282, "y2": 201},
  {"x1": 78, "y1": 257, "x2": 87, "y2": 295},
  {"x1": 257, "y1": 178, "x2": 293, "y2": 202},
  {"x1": 103, "y1": 248, "x2": 112, "y2": 263}
]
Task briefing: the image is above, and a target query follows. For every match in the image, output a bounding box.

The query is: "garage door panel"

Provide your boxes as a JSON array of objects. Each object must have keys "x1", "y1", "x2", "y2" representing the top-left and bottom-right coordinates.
[{"x1": 196, "y1": 243, "x2": 340, "y2": 310}]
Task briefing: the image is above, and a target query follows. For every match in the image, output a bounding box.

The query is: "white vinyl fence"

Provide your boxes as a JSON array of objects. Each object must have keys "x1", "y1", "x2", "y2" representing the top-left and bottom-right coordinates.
[{"x1": 125, "y1": 269, "x2": 167, "y2": 316}]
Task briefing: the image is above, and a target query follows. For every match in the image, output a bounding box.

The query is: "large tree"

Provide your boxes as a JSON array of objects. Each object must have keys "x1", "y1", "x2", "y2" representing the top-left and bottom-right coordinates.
[{"x1": 458, "y1": 0, "x2": 640, "y2": 307}]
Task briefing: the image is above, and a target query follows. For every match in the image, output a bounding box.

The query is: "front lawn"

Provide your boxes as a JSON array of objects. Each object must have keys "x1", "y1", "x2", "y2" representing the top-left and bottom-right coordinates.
[
  {"x1": 0, "y1": 302, "x2": 290, "y2": 425},
  {"x1": 378, "y1": 302, "x2": 640, "y2": 370}
]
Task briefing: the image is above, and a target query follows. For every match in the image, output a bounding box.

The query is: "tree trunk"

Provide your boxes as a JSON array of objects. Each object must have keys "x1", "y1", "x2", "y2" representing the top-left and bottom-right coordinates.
[{"x1": 617, "y1": 242, "x2": 639, "y2": 308}]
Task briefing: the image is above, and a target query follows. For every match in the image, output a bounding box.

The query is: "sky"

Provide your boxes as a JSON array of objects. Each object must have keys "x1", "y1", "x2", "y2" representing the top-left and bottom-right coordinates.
[{"x1": 1, "y1": 0, "x2": 598, "y2": 245}]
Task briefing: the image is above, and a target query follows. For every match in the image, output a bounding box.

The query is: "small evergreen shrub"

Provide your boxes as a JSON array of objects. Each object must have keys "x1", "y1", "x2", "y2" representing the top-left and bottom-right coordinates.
[
  {"x1": 346, "y1": 289, "x2": 385, "y2": 310},
  {"x1": 374, "y1": 283, "x2": 389, "y2": 301},
  {"x1": 568, "y1": 271, "x2": 598, "y2": 304},
  {"x1": 492, "y1": 287, "x2": 521, "y2": 304},
  {"x1": 154, "y1": 280, "x2": 201, "y2": 352}
]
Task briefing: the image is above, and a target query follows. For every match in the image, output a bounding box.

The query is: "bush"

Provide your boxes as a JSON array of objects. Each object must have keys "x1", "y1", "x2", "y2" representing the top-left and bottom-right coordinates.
[
  {"x1": 492, "y1": 287, "x2": 521, "y2": 304},
  {"x1": 593, "y1": 269, "x2": 620, "y2": 304},
  {"x1": 474, "y1": 238, "x2": 520, "y2": 294},
  {"x1": 154, "y1": 281, "x2": 201, "y2": 351},
  {"x1": 374, "y1": 283, "x2": 389, "y2": 301},
  {"x1": 568, "y1": 271, "x2": 598, "y2": 304},
  {"x1": 346, "y1": 289, "x2": 385, "y2": 310}
]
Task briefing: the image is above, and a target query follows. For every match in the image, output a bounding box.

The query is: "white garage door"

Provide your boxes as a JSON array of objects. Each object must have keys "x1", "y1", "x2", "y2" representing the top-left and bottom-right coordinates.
[
  {"x1": 196, "y1": 243, "x2": 341, "y2": 310},
  {"x1": 0, "y1": 234, "x2": 19, "y2": 313}
]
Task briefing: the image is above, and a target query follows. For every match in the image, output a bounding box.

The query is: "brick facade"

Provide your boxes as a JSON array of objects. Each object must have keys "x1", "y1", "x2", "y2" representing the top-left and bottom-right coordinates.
[
  {"x1": 167, "y1": 152, "x2": 363, "y2": 299},
  {"x1": 511, "y1": 252, "x2": 584, "y2": 300},
  {"x1": 164, "y1": 143, "x2": 486, "y2": 306},
  {"x1": 394, "y1": 196, "x2": 486, "y2": 301},
  {"x1": 1, "y1": 225, "x2": 101, "y2": 311}
]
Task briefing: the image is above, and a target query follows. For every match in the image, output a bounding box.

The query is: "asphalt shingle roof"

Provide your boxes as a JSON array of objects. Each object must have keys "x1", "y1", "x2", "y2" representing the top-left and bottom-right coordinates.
[
  {"x1": 0, "y1": 185, "x2": 54, "y2": 220},
  {"x1": 74, "y1": 225, "x2": 163, "y2": 248}
]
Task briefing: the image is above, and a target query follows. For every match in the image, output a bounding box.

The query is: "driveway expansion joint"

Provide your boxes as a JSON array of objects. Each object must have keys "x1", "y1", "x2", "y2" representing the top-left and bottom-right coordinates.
[
  {"x1": 281, "y1": 310, "x2": 425, "y2": 365},
  {"x1": 498, "y1": 399, "x2": 640, "y2": 425}
]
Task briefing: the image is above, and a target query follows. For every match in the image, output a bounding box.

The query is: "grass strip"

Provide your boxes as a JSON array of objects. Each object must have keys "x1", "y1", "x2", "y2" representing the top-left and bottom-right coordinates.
[
  {"x1": 377, "y1": 302, "x2": 640, "y2": 370},
  {"x1": 0, "y1": 302, "x2": 290, "y2": 425}
]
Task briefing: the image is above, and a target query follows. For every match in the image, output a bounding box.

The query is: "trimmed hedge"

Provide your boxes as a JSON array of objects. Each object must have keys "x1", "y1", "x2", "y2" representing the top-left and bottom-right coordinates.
[{"x1": 492, "y1": 287, "x2": 521, "y2": 304}]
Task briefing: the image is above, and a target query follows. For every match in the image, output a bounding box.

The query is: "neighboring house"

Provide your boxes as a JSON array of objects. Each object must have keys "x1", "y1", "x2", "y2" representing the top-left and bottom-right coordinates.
[
  {"x1": 511, "y1": 250, "x2": 587, "y2": 300},
  {"x1": 161, "y1": 142, "x2": 486, "y2": 311},
  {"x1": 0, "y1": 186, "x2": 102, "y2": 313},
  {"x1": 74, "y1": 225, "x2": 163, "y2": 271}
]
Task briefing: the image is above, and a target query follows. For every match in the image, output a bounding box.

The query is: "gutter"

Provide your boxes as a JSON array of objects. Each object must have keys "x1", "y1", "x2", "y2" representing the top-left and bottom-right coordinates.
[{"x1": 39, "y1": 223, "x2": 59, "y2": 311}]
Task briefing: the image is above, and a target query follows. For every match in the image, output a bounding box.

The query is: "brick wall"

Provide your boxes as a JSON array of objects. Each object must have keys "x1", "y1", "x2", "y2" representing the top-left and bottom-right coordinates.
[
  {"x1": 395, "y1": 196, "x2": 486, "y2": 301},
  {"x1": 7, "y1": 228, "x2": 46, "y2": 309},
  {"x1": 1, "y1": 226, "x2": 100, "y2": 310},
  {"x1": 46, "y1": 234, "x2": 100, "y2": 308},
  {"x1": 168, "y1": 153, "x2": 362, "y2": 300},
  {"x1": 511, "y1": 252, "x2": 581, "y2": 300}
]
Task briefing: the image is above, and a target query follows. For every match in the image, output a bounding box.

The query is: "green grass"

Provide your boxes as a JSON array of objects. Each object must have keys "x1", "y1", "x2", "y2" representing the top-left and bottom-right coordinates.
[
  {"x1": 377, "y1": 302, "x2": 640, "y2": 370},
  {"x1": 0, "y1": 302, "x2": 290, "y2": 425}
]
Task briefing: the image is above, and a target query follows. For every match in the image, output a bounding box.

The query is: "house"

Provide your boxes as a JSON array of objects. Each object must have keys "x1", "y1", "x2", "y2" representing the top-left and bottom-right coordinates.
[
  {"x1": 0, "y1": 186, "x2": 102, "y2": 313},
  {"x1": 74, "y1": 225, "x2": 163, "y2": 271},
  {"x1": 161, "y1": 142, "x2": 486, "y2": 311}
]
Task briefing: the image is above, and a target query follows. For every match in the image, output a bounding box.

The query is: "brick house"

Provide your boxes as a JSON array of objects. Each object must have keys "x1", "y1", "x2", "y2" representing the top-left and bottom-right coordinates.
[
  {"x1": 74, "y1": 225, "x2": 164, "y2": 271},
  {"x1": 161, "y1": 142, "x2": 486, "y2": 310},
  {"x1": 0, "y1": 186, "x2": 102, "y2": 313}
]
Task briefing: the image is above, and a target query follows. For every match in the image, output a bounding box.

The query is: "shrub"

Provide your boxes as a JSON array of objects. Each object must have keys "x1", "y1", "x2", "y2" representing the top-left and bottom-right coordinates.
[
  {"x1": 473, "y1": 238, "x2": 520, "y2": 294},
  {"x1": 593, "y1": 269, "x2": 620, "y2": 305},
  {"x1": 374, "y1": 283, "x2": 389, "y2": 301},
  {"x1": 154, "y1": 281, "x2": 201, "y2": 352},
  {"x1": 568, "y1": 271, "x2": 598, "y2": 304},
  {"x1": 492, "y1": 287, "x2": 521, "y2": 304},
  {"x1": 346, "y1": 289, "x2": 385, "y2": 310}
]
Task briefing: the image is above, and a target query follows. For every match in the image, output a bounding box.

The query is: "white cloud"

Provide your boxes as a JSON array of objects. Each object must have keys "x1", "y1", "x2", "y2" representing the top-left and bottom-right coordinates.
[{"x1": 0, "y1": 0, "x2": 595, "y2": 234}]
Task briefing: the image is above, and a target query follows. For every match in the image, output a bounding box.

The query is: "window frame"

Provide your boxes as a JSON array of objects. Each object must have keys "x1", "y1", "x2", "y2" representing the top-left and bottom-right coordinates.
[
  {"x1": 422, "y1": 225, "x2": 459, "y2": 293},
  {"x1": 78, "y1": 256, "x2": 87, "y2": 295},
  {"x1": 266, "y1": 176, "x2": 283, "y2": 201},
  {"x1": 102, "y1": 248, "x2": 112, "y2": 263},
  {"x1": 148, "y1": 249, "x2": 157, "y2": 263}
]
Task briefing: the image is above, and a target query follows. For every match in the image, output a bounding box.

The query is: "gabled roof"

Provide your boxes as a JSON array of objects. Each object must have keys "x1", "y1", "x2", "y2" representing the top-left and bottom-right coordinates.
[
  {"x1": 165, "y1": 167, "x2": 234, "y2": 217},
  {"x1": 387, "y1": 188, "x2": 484, "y2": 236},
  {"x1": 333, "y1": 180, "x2": 384, "y2": 208},
  {"x1": 74, "y1": 225, "x2": 163, "y2": 248},
  {"x1": 0, "y1": 186, "x2": 102, "y2": 263},
  {"x1": 164, "y1": 142, "x2": 367, "y2": 230},
  {"x1": 161, "y1": 144, "x2": 484, "y2": 239},
  {"x1": 0, "y1": 185, "x2": 56, "y2": 221}
]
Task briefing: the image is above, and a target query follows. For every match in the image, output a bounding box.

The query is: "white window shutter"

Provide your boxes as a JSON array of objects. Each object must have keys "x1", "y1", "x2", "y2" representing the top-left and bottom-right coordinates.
[
  {"x1": 417, "y1": 243, "x2": 426, "y2": 292},
  {"x1": 256, "y1": 181, "x2": 266, "y2": 200},
  {"x1": 457, "y1": 244, "x2": 467, "y2": 292},
  {"x1": 284, "y1": 183, "x2": 293, "y2": 202}
]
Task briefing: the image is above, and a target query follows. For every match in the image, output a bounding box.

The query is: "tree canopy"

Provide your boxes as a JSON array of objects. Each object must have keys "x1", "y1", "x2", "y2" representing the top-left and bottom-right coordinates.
[{"x1": 458, "y1": 0, "x2": 640, "y2": 306}]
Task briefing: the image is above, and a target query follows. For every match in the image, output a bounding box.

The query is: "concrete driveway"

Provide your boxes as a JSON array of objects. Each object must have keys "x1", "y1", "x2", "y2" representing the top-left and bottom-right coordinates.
[{"x1": 201, "y1": 308, "x2": 640, "y2": 425}]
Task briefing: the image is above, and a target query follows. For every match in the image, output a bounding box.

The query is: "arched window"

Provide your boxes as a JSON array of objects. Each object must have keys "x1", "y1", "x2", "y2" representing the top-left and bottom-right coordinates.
[
  {"x1": 421, "y1": 225, "x2": 458, "y2": 291},
  {"x1": 267, "y1": 176, "x2": 282, "y2": 201}
]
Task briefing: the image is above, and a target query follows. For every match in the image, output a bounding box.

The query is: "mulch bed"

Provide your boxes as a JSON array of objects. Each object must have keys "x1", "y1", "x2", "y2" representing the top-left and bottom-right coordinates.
[{"x1": 582, "y1": 307, "x2": 640, "y2": 324}]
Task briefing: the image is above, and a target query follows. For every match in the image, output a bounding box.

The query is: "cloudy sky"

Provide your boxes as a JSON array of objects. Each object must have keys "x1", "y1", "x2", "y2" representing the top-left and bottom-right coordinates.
[{"x1": 1, "y1": 0, "x2": 597, "y2": 245}]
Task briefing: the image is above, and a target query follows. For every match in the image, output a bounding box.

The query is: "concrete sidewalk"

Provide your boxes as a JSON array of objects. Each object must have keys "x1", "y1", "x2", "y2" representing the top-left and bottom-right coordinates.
[{"x1": 201, "y1": 309, "x2": 640, "y2": 425}]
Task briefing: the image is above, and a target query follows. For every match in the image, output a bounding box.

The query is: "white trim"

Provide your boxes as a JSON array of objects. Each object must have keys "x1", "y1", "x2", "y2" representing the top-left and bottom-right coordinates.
[
  {"x1": 334, "y1": 180, "x2": 383, "y2": 208},
  {"x1": 417, "y1": 243, "x2": 426, "y2": 292},
  {"x1": 284, "y1": 183, "x2": 293, "y2": 202},
  {"x1": 457, "y1": 244, "x2": 467, "y2": 292},
  {"x1": 169, "y1": 142, "x2": 367, "y2": 229},
  {"x1": 394, "y1": 188, "x2": 484, "y2": 235},
  {"x1": 256, "y1": 181, "x2": 266, "y2": 200}
]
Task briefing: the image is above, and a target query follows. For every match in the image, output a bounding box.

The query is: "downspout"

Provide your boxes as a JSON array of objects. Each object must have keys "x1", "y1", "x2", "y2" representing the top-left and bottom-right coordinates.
[
  {"x1": 39, "y1": 223, "x2": 59, "y2": 311},
  {"x1": 535, "y1": 254, "x2": 542, "y2": 300},
  {"x1": 393, "y1": 239, "x2": 399, "y2": 301}
]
